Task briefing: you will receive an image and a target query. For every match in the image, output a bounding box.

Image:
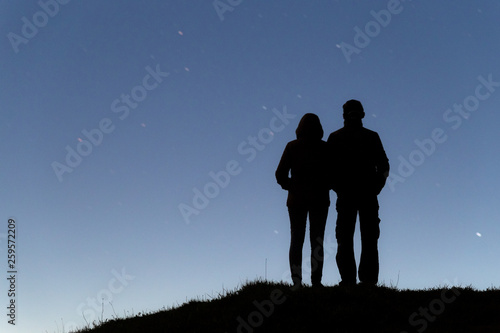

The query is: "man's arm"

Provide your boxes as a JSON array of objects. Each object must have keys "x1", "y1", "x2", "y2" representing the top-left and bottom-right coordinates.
[
  {"x1": 326, "y1": 133, "x2": 340, "y2": 192},
  {"x1": 375, "y1": 134, "x2": 389, "y2": 174},
  {"x1": 374, "y1": 133, "x2": 390, "y2": 193}
]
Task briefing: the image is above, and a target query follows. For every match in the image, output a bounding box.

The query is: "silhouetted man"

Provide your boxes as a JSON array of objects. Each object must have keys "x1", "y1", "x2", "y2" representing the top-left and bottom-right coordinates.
[{"x1": 327, "y1": 100, "x2": 389, "y2": 286}]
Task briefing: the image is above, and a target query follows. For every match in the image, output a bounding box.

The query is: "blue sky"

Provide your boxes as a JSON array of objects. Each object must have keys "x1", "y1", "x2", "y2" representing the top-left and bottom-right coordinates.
[{"x1": 1, "y1": 1, "x2": 500, "y2": 332}]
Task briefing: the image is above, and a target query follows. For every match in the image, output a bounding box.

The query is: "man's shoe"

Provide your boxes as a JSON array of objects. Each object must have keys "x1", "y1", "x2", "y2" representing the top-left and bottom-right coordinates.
[
  {"x1": 338, "y1": 280, "x2": 356, "y2": 288},
  {"x1": 291, "y1": 282, "x2": 304, "y2": 291}
]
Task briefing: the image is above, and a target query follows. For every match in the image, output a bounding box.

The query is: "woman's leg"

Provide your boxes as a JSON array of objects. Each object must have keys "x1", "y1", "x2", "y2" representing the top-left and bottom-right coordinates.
[
  {"x1": 288, "y1": 207, "x2": 307, "y2": 286},
  {"x1": 309, "y1": 206, "x2": 329, "y2": 286}
]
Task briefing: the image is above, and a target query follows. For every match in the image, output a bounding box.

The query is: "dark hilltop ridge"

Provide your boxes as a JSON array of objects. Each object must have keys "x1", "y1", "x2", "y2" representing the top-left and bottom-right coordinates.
[{"x1": 72, "y1": 280, "x2": 500, "y2": 333}]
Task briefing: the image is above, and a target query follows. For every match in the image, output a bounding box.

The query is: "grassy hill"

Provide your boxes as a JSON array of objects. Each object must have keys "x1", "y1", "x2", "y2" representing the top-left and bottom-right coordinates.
[{"x1": 73, "y1": 280, "x2": 500, "y2": 333}]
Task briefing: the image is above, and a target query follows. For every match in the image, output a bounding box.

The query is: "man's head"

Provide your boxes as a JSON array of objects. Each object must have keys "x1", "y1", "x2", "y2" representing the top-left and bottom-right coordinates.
[{"x1": 342, "y1": 99, "x2": 365, "y2": 120}]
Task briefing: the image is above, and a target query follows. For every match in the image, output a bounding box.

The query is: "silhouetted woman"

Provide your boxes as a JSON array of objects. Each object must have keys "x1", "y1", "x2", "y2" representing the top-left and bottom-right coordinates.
[{"x1": 275, "y1": 113, "x2": 331, "y2": 288}]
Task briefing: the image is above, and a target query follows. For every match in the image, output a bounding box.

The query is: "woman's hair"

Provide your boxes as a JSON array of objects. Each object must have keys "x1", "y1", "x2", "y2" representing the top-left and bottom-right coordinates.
[{"x1": 295, "y1": 113, "x2": 324, "y2": 140}]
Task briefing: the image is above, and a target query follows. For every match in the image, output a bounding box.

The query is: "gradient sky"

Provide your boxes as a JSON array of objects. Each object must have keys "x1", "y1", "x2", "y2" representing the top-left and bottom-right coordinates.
[{"x1": 1, "y1": 1, "x2": 500, "y2": 332}]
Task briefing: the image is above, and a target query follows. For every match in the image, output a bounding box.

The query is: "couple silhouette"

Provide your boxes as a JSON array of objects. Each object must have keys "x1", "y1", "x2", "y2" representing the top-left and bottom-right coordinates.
[{"x1": 275, "y1": 100, "x2": 390, "y2": 288}]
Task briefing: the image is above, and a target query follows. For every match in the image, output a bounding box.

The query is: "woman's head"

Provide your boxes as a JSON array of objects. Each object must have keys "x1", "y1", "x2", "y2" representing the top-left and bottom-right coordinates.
[{"x1": 295, "y1": 113, "x2": 324, "y2": 140}]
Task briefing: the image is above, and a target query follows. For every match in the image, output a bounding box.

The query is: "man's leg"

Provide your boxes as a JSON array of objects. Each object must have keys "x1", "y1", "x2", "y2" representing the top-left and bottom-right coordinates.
[
  {"x1": 358, "y1": 196, "x2": 381, "y2": 284},
  {"x1": 335, "y1": 196, "x2": 357, "y2": 285},
  {"x1": 309, "y1": 206, "x2": 329, "y2": 286},
  {"x1": 288, "y1": 207, "x2": 308, "y2": 286}
]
